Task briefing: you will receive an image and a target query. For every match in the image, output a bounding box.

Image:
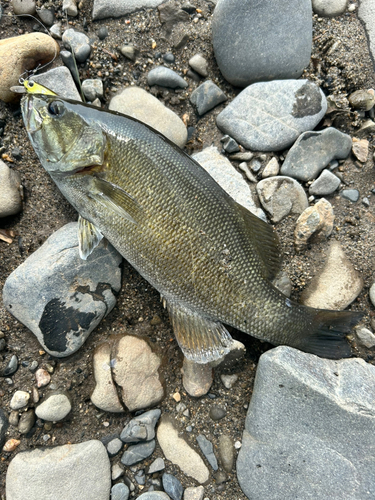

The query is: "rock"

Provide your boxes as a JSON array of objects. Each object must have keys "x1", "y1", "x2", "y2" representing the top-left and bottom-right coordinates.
[
  {"x1": 0, "y1": 354, "x2": 18, "y2": 377},
  {"x1": 352, "y1": 138, "x2": 369, "y2": 163},
  {"x1": 188, "y1": 54, "x2": 208, "y2": 77},
  {"x1": 3, "y1": 439, "x2": 20, "y2": 452},
  {"x1": 262, "y1": 157, "x2": 279, "y2": 178},
  {"x1": 10, "y1": 390, "x2": 30, "y2": 410},
  {"x1": 35, "y1": 368, "x2": 51, "y2": 388},
  {"x1": 217, "y1": 80, "x2": 327, "y2": 152},
  {"x1": 280, "y1": 128, "x2": 352, "y2": 181},
  {"x1": 82, "y1": 79, "x2": 103, "y2": 102},
  {"x1": 183, "y1": 486, "x2": 205, "y2": 500},
  {"x1": 12, "y1": 0, "x2": 36, "y2": 16},
  {"x1": 109, "y1": 87, "x2": 187, "y2": 148},
  {"x1": 162, "y1": 474, "x2": 183, "y2": 500},
  {"x1": 312, "y1": 0, "x2": 348, "y2": 17},
  {"x1": 218, "y1": 435, "x2": 234, "y2": 472},
  {"x1": 192, "y1": 146, "x2": 266, "y2": 221},
  {"x1": 0, "y1": 161, "x2": 22, "y2": 217},
  {"x1": 32, "y1": 67, "x2": 82, "y2": 100},
  {"x1": 0, "y1": 409, "x2": 9, "y2": 449},
  {"x1": 62, "y1": 0, "x2": 78, "y2": 16},
  {"x1": 92, "y1": 0, "x2": 164, "y2": 20},
  {"x1": 60, "y1": 50, "x2": 81, "y2": 87},
  {"x1": 300, "y1": 240, "x2": 363, "y2": 310},
  {"x1": 221, "y1": 135, "x2": 240, "y2": 154},
  {"x1": 106, "y1": 438, "x2": 123, "y2": 457},
  {"x1": 3, "y1": 223, "x2": 122, "y2": 357},
  {"x1": 120, "y1": 440, "x2": 155, "y2": 466},
  {"x1": 341, "y1": 189, "x2": 360, "y2": 202},
  {"x1": 120, "y1": 45, "x2": 137, "y2": 61},
  {"x1": 308, "y1": 170, "x2": 341, "y2": 196},
  {"x1": 35, "y1": 391, "x2": 71, "y2": 421},
  {"x1": 370, "y1": 283, "x2": 375, "y2": 307},
  {"x1": 355, "y1": 327, "x2": 375, "y2": 348},
  {"x1": 112, "y1": 335, "x2": 164, "y2": 412},
  {"x1": 157, "y1": 415, "x2": 210, "y2": 484},
  {"x1": 120, "y1": 409, "x2": 161, "y2": 443},
  {"x1": 97, "y1": 26, "x2": 109, "y2": 40},
  {"x1": 256, "y1": 176, "x2": 308, "y2": 223},
  {"x1": 37, "y1": 8, "x2": 55, "y2": 27},
  {"x1": 147, "y1": 66, "x2": 188, "y2": 89},
  {"x1": 137, "y1": 493, "x2": 171, "y2": 500},
  {"x1": 220, "y1": 374, "x2": 238, "y2": 389},
  {"x1": 111, "y1": 483, "x2": 130, "y2": 500},
  {"x1": 62, "y1": 29, "x2": 91, "y2": 64},
  {"x1": 294, "y1": 198, "x2": 334, "y2": 251},
  {"x1": 212, "y1": 0, "x2": 311, "y2": 87},
  {"x1": 9, "y1": 411, "x2": 19, "y2": 427},
  {"x1": 18, "y1": 409, "x2": 35, "y2": 434},
  {"x1": 50, "y1": 23, "x2": 62, "y2": 39},
  {"x1": 158, "y1": 2, "x2": 190, "y2": 35},
  {"x1": 91, "y1": 342, "x2": 123, "y2": 413},
  {"x1": 348, "y1": 89, "x2": 375, "y2": 111},
  {"x1": 6, "y1": 440, "x2": 111, "y2": 499},
  {"x1": 190, "y1": 80, "x2": 227, "y2": 115},
  {"x1": 196, "y1": 435, "x2": 218, "y2": 470},
  {"x1": 0, "y1": 33, "x2": 59, "y2": 103},
  {"x1": 148, "y1": 457, "x2": 165, "y2": 474},
  {"x1": 237, "y1": 346, "x2": 375, "y2": 500},
  {"x1": 209, "y1": 405, "x2": 226, "y2": 421},
  {"x1": 182, "y1": 357, "x2": 213, "y2": 397},
  {"x1": 356, "y1": 119, "x2": 375, "y2": 137},
  {"x1": 111, "y1": 463, "x2": 124, "y2": 480}
]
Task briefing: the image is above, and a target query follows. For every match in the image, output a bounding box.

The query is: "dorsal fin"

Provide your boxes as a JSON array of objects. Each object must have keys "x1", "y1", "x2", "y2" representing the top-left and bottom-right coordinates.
[{"x1": 234, "y1": 201, "x2": 282, "y2": 281}]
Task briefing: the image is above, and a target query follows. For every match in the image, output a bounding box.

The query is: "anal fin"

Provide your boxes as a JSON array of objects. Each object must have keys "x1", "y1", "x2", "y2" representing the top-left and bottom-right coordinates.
[
  {"x1": 167, "y1": 301, "x2": 234, "y2": 363},
  {"x1": 78, "y1": 215, "x2": 104, "y2": 260}
]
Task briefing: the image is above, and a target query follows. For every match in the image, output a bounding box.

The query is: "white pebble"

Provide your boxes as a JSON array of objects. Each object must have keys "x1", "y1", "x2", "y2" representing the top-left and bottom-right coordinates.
[{"x1": 10, "y1": 390, "x2": 30, "y2": 410}]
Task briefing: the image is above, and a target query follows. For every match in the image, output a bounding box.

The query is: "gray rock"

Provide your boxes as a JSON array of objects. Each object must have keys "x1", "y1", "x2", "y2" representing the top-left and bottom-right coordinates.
[
  {"x1": 147, "y1": 67, "x2": 188, "y2": 89},
  {"x1": 348, "y1": 89, "x2": 375, "y2": 111},
  {"x1": 35, "y1": 391, "x2": 71, "y2": 421},
  {"x1": 12, "y1": 0, "x2": 36, "y2": 15},
  {"x1": 280, "y1": 128, "x2": 352, "y2": 181},
  {"x1": 341, "y1": 189, "x2": 360, "y2": 202},
  {"x1": 212, "y1": 0, "x2": 312, "y2": 87},
  {"x1": 157, "y1": 415, "x2": 210, "y2": 484},
  {"x1": 111, "y1": 483, "x2": 130, "y2": 500},
  {"x1": 196, "y1": 435, "x2": 218, "y2": 470},
  {"x1": 262, "y1": 157, "x2": 279, "y2": 178},
  {"x1": 10, "y1": 391, "x2": 30, "y2": 410},
  {"x1": 162, "y1": 473, "x2": 183, "y2": 500},
  {"x1": 256, "y1": 176, "x2": 308, "y2": 223},
  {"x1": 148, "y1": 457, "x2": 165, "y2": 474},
  {"x1": 120, "y1": 440, "x2": 155, "y2": 466},
  {"x1": 0, "y1": 409, "x2": 9, "y2": 448},
  {"x1": 120, "y1": 409, "x2": 161, "y2": 443},
  {"x1": 188, "y1": 54, "x2": 208, "y2": 77},
  {"x1": 109, "y1": 87, "x2": 187, "y2": 148},
  {"x1": 62, "y1": 0, "x2": 78, "y2": 16},
  {"x1": 182, "y1": 357, "x2": 213, "y2": 397},
  {"x1": 183, "y1": 487, "x2": 205, "y2": 500},
  {"x1": 0, "y1": 160, "x2": 22, "y2": 217},
  {"x1": 312, "y1": 0, "x2": 348, "y2": 17},
  {"x1": 294, "y1": 198, "x2": 334, "y2": 251},
  {"x1": 355, "y1": 327, "x2": 375, "y2": 348},
  {"x1": 50, "y1": 22, "x2": 62, "y2": 39},
  {"x1": 218, "y1": 435, "x2": 234, "y2": 472},
  {"x1": 112, "y1": 335, "x2": 164, "y2": 412},
  {"x1": 220, "y1": 373, "x2": 238, "y2": 389},
  {"x1": 60, "y1": 50, "x2": 81, "y2": 87},
  {"x1": 92, "y1": 0, "x2": 164, "y2": 20},
  {"x1": 209, "y1": 406, "x2": 226, "y2": 421},
  {"x1": 3, "y1": 223, "x2": 122, "y2": 357},
  {"x1": 37, "y1": 8, "x2": 55, "y2": 27},
  {"x1": 190, "y1": 80, "x2": 227, "y2": 115},
  {"x1": 237, "y1": 346, "x2": 375, "y2": 500},
  {"x1": 217, "y1": 80, "x2": 327, "y2": 151},
  {"x1": 308, "y1": 169, "x2": 341, "y2": 196},
  {"x1": 137, "y1": 493, "x2": 171, "y2": 500},
  {"x1": 6, "y1": 440, "x2": 111, "y2": 499},
  {"x1": 82, "y1": 79, "x2": 103, "y2": 102},
  {"x1": 18, "y1": 409, "x2": 35, "y2": 434},
  {"x1": 192, "y1": 147, "x2": 266, "y2": 221},
  {"x1": 120, "y1": 45, "x2": 137, "y2": 61},
  {"x1": 62, "y1": 29, "x2": 91, "y2": 63},
  {"x1": 300, "y1": 240, "x2": 363, "y2": 310},
  {"x1": 0, "y1": 354, "x2": 18, "y2": 377},
  {"x1": 32, "y1": 67, "x2": 81, "y2": 100},
  {"x1": 221, "y1": 135, "x2": 240, "y2": 154},
  {"x1": 106, "y1": 438, "x2": 123, "y2": 457}
]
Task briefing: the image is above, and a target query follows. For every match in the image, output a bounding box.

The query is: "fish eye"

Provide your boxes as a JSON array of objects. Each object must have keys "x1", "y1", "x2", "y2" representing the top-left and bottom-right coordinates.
[
  {"x1": 48, "y1": 101, "x2": 65, "y2": 117},
  {"x1": 28, "y1": 81, "x2": 34, "y2": 88}
]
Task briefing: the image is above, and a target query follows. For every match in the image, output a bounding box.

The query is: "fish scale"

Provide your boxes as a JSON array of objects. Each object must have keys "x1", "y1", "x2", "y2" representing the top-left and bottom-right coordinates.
[{"x1": 20, "y1": 91, "x2": 364, "y2": 361}]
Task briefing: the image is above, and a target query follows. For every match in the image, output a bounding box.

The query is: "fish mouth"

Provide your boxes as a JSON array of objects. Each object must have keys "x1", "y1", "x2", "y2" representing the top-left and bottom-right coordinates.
[{"x1": 21, "y1": 95, "x2": 43, "y2": 134}]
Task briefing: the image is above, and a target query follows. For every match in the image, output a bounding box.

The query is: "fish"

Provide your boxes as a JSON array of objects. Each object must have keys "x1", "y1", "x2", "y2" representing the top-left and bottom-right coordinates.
[{"x1": 20, "y1": 88, "x2": 364, "y2": 362}]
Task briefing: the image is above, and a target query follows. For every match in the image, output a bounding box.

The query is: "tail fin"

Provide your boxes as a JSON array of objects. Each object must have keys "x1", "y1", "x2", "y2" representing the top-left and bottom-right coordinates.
[{"x1": 296, "y1": 310, "x2": 364, "y2": 359}]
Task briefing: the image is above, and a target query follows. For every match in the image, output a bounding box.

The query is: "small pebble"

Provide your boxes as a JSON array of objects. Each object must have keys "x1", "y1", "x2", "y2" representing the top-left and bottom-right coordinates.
[
  {"x1": 355, "y1": 327, "x2": 375, "y2": 348},
  {"x1": 97, "y1": 26, "x2": 108, "y2": 40},
  {"x1": 3, "y1": 438, "x2": 20, "y2": 452},
  {"x1": 1, "y1": 355, "x2": 18, "y2": 377},
  {"x1": 262, "y1": 157, "x2": 279, "y2": 178},
  {"x1": 352, "y1": 138, "x2": 369, "y2": 163},
  {"x1": 189, "y1": 54, "x2": 208, "y2": 77},
  {"x1": 234, "y1": 440, "x2": 242, "y2": 449},
  {"x1": 341, "y1": 189, "x2": 360, "y2": 202},
  {"x1": 9, "y1": 411, "x2": 19, "y2": 427},
  {"x1": 163, "y1": 52, "x2": 175, "y2": 64},
  {"x1": 363, "y1": 197, "x2": 370, "y2": 207},
  {"x1": 220, "y1": 374, "x2": 238, "y2": 389},
  {"x1": 107, "y1": 437, "x2": 123, "y2": 457},
  {"x1": 196, "y1": 435, "x2": 218, "y2": 470},
  {"x1": 162, "y1": 473, "x2": 184, "y2": 500},
  {"x1": 120, "y1": 45, "x2": 137, "y2": 61},
  {"x1": 218, "y1": 434, "x2": 234, "y2": 472},
  {"x1": 28, "y1": 360, "x2": 38, "y2": 373},
  {"x1": 111, "y1": 482, "x2": 130, "y2": 500},
  {"x1": 12, "y1": 0, "x2": 36, "y2": 15},
  {"x1": 148, "y1": 457, "x2": 165, "y2": 474},
  {"x1": 10, "y1": 391, "x2": 30, "y2": 410},
  {"x1": 209, "y1": 405, "x2": 226, "y2": 421},
  {"x1": 35, "y1": 368, "x2": 51, "y2": 388},
  {"x1": 369, "y1": 283, "x2": 375, "y2": 308},
  {"x1": 112, "y1": 463, "x2": 124, "y2": 480},
  {"x1": 18, "y1": 409, "x2": 35, "y2": 434}
]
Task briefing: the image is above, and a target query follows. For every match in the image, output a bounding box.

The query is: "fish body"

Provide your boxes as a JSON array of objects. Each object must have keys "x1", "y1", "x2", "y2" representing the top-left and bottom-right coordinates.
[{"x1": 21, "y1": 92, "x2": 363, "y2": 361}]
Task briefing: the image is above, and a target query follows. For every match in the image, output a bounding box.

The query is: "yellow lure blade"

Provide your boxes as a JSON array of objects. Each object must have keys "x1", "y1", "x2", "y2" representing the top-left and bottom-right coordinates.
[{"x1": 23, "y1": 80, "x2": 57, "y2": 96}]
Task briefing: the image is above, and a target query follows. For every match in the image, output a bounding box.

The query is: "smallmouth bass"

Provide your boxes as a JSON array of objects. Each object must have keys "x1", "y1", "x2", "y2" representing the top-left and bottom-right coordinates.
[{"x1": 21, "y1": 90, "x2": 363, "y2": 362}]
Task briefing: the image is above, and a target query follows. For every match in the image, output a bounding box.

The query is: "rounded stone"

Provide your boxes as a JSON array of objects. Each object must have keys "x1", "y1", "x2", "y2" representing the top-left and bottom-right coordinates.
[
  {"x1": 147, "y1": 66, "x2": 188, "y2": 89},
  {"x1": 209, "y1": 405, "x2": 226, "y2": 421},
  {"x1": 10, "y1": 391, "x2": 30, "y2": 410},
  {"x1": 35, "y1": 392, "x2": 72, "y2": 422},
  {"x1": 312, "y1": 0, "x2": 348, "y2": 17},
  {"x1": 0, "y1": 161, "x2": 22, "y2": 217},
  {"x1": 370, "y1": 283, "x2": 375, "y2": 308},
  {"x1": 189, "y1": 54, "x2": 208, "y2": 77},
  {"x1": 12, "y1": 0, "x2": 36, "y2": 16}
]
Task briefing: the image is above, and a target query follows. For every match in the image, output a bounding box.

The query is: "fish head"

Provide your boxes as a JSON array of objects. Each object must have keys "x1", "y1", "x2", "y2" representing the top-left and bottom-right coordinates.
[{"x1": 21, "y1": 94, "x2": 106, "y2": 176}]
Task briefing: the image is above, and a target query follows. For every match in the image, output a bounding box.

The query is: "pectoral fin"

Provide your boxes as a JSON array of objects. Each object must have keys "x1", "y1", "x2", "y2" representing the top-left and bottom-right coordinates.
[
  {"x1": 90, "y1": 177, "x2": 143, "y2": 224},
  {"x1": 78, "y1": 215, "x2": 103, "y2": 260},
  {"x1": 167, "y1": 301, "x2": 234, "y2": 363}
]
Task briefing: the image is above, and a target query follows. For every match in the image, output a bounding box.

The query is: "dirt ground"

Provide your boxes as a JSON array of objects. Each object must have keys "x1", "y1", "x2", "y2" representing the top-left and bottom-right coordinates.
[{"x1": 0, "y1": 1, "x2": 375, "y2": 498}]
